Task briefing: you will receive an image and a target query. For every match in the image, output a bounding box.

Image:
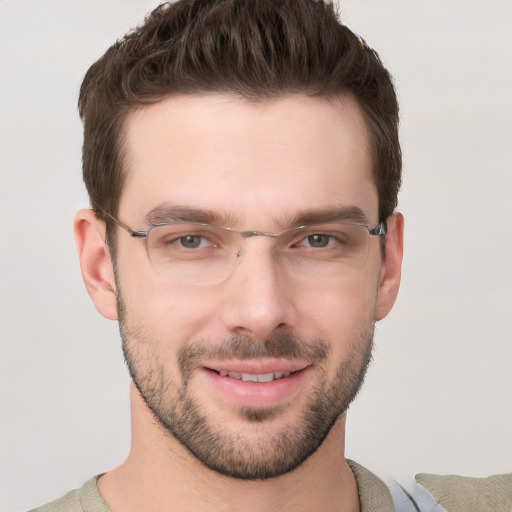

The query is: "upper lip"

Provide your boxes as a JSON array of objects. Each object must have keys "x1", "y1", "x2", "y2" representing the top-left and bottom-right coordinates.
[{"x1": 202, "y1": 359, "x2": 311, "y2": 375}]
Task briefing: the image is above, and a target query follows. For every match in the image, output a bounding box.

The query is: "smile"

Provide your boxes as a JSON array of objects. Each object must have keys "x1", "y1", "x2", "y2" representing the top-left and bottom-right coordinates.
[
  {"x1": 202, "y1": 363, "x2": 312, "y2": 408},
  {"x1": 217, "y1": 370, "x2": 292, "y2": 382}
]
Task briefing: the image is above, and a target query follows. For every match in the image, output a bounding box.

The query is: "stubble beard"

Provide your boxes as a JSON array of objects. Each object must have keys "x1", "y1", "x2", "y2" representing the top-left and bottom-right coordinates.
[{"x1": 117, "y1": 292, "x2": 374, "y2": 480}]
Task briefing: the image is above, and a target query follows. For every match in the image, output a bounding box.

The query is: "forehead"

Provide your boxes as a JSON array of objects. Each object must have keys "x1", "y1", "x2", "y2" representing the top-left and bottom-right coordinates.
[{"x1": 119, "y1": 93, "x2": 377, "y2": 226}]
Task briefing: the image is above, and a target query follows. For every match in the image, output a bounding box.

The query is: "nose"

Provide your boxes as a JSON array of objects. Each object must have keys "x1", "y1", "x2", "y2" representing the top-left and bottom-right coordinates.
[{"x1": 219, "y1": 242, "x2": 298, "y2": 341}]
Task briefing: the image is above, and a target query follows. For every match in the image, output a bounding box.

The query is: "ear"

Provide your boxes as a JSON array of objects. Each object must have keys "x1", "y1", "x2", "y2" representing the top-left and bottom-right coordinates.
[
  {"x1": 74, "y1": 209, "x2": 118, "y2": 320},
  {"x1": 376, "y1": 212, "x2": 404, "y2": 321}
]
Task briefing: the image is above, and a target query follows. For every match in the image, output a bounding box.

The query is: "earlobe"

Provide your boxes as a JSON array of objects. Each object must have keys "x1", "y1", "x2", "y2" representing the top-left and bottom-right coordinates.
[
  {"x1": 74, "y1": 209, "x2": 119, "y2": 321},
  {"x1": 376, "y1": 212, "x2": 404, "y2": 321}
]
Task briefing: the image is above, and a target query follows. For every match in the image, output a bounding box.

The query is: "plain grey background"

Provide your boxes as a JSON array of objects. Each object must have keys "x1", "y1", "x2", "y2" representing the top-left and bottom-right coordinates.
[{"x1": 1, "y1": 1, "x2": 511, "y2": 511}]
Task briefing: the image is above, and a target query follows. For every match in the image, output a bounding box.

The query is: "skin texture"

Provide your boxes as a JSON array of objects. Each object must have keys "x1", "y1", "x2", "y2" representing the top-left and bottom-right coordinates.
[{"x1": 74, "y1": 93, "x2": 404, "y2": 512}]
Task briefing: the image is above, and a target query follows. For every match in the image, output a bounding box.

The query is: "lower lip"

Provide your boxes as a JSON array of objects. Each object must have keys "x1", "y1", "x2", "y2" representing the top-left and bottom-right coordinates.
[{"x1": 200, "y1": 367, "x2": 311, "y2": 409}]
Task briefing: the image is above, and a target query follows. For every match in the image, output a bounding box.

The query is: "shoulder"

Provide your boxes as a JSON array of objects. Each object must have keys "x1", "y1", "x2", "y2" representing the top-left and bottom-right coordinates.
[
  {"x1": 390, "y1": 471, "x2": 512, "y2": 512},
  {"x1": 28, "y1": 475, "x2": 110, "y2": 512},
  {"x1": 29, "y1": 488, "x2": 82, "y2": 512},
  {"x1": 415, "y1": 472, "x2": 512, "y2": 512}
]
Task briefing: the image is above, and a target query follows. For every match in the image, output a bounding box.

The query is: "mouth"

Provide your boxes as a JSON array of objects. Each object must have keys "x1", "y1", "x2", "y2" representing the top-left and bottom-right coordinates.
[
  {"x1": 203, "y1": 359, "x2": 310, "y2": 381},
  {"x1": 200, "y1": 361, "x2": 312, "y2": 409},
  {"x1": 215, "y1": 369, "x2": 293, "y2": 382}
]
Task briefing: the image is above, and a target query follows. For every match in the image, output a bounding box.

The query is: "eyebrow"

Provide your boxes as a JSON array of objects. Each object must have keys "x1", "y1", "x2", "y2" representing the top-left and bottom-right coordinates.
[
  {"x1": 144, "y1": 204, "x2": 237, "y2": 226},
  {"x1": 144, "y1": 203, "x2": 370, "y2": 228},
  {"x1": 286, "y1": 206, "x2": 370, "y2": 227}
]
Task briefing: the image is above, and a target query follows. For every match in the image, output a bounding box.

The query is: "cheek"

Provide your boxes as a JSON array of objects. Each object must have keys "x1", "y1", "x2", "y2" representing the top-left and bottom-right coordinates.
[
  {"x1": 115, "y1": 245, "x2": 216, "y2": 344},
  {"x1": 125, "y1": 284, "x2": 215, "y2": 341},
  {"x1": 297, "y1": 274, "x2": 379, "y2": 352}
]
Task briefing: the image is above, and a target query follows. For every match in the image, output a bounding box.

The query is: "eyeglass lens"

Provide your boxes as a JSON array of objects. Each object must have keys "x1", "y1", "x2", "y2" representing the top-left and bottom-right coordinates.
[{"x1": 144, "y1": 223, "x2": 374, "y2": 284}]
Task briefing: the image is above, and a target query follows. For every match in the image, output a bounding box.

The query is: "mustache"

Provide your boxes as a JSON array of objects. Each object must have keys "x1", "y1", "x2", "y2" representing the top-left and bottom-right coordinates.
[{"x1": 178, "y1": 333, "x2": 329, "y2": 376}]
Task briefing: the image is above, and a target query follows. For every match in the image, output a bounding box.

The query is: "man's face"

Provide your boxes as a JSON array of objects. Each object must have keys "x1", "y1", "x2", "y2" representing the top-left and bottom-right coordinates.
[{"x1": 111, "y1": 94, "x2": 389, "y2": 479}]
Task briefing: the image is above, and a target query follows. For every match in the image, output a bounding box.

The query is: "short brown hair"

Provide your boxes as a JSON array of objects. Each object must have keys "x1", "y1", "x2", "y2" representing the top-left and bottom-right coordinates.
[{"x1": 79, "y1": 0, "x2": 401, "y2": 230}]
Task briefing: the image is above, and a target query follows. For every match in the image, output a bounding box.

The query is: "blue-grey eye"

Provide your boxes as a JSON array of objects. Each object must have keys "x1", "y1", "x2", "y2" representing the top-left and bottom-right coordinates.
[
  {"x1": 179, "y1": 235, "x2": 204, "y2": 248},
  {"x1": 306, "y1": 234, "x2": 330, "y2": 247}
]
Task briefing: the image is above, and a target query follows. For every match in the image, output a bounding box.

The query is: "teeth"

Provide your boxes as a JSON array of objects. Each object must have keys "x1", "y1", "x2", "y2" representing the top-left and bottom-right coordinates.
[
  {"x1": 255, "y1": 372, "x2": 274, "y2": 383},
  {"x1": 219, "y1": 370, "x2": 292, "y2": 382}
]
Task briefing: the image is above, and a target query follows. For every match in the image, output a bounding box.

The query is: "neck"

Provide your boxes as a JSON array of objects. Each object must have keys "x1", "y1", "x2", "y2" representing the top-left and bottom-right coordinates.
[{"x1": 98, "y1": 385, "x2": 360, "y2": 512}]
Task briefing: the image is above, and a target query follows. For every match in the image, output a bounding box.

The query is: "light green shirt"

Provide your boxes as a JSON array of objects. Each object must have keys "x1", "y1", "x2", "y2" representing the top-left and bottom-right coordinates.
[
  {"x1": 30, "y1": 460, "x2": 395, "y2": 512},
  {"x1": 29, "y1": 461, "x2": 512, "y2": 512}
]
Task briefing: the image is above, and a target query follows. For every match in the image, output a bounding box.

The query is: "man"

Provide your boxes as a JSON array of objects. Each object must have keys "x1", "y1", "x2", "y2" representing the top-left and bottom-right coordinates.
[{"x1": 29, "y1": 1, "x2": 510, "y2": 511}]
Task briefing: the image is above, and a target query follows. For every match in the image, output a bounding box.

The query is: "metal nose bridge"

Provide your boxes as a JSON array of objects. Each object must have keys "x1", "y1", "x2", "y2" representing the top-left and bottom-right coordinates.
[{"x1": 235, "y1": 230, "x2": 281, "y2": 259}]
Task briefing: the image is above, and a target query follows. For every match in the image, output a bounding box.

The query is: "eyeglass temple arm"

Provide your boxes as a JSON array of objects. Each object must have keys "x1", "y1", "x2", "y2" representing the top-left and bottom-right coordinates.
[
  {"x1": 369, "y1": 222, "x2": 387, "y2": 237},
  {"x1": 99, "y1": 210, "x2": 149, "y2": 238}
]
